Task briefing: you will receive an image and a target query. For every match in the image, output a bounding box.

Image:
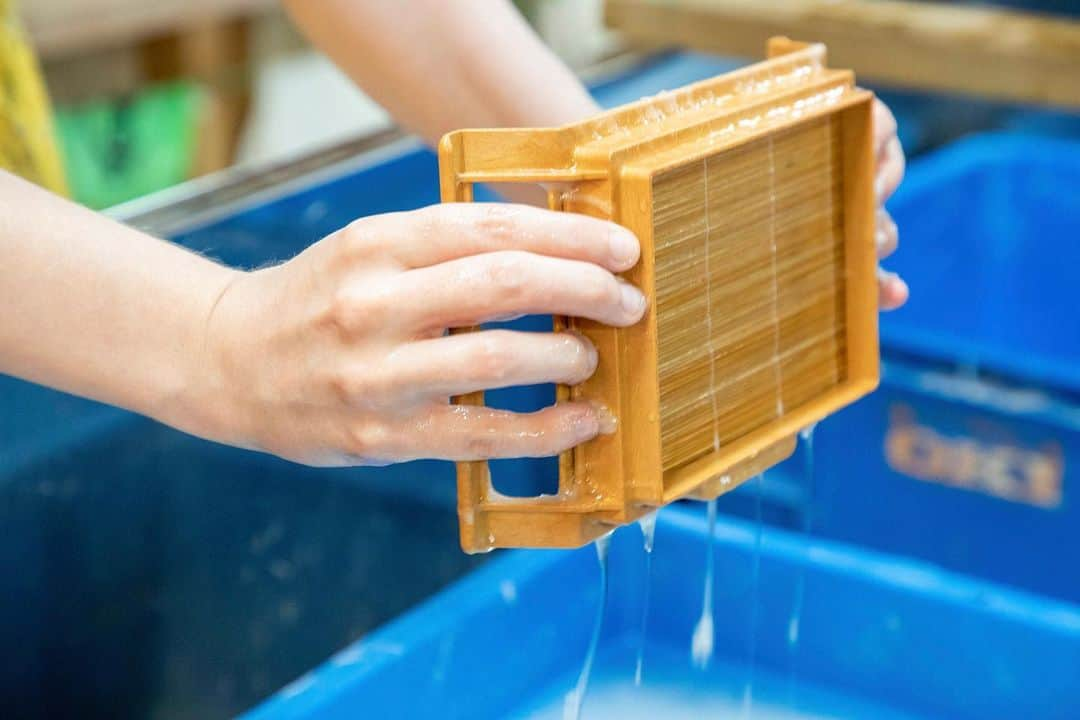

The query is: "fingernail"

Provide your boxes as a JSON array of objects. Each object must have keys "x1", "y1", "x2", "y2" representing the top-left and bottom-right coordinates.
[
  {"x1": 619, "y1": 282, "x2": 647, "y2": 317},
  {"x1": 609, "y1": 226, "x2": 640, "y2": 269},
  {"x1": 565, "y1": 330, "x2": 598, "y2": 373},
  {"x1": 874, "y1": 176, "x2": 885, "y2": 202},
  {"x1": 574, "y1": 410, "x2": 601, "y2": 441},
  {"x1": 876, "y1": 228, "x2": 888, "y2": 252},
  {"x1": 892, "y1": 273, "x2": 910, "y2": 297},
  {"x1": 591, "y1": 403, "x2": 618, "y2": 434},
  {"x1": 879, "y1": 268, "x2": 909, "y2": 310}
]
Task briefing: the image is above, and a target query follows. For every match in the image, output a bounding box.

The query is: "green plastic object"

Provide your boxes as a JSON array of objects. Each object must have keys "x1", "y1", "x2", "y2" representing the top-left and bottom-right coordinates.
[{"x1": 54, "y1": 82, "x2": 204, "y2": 210}]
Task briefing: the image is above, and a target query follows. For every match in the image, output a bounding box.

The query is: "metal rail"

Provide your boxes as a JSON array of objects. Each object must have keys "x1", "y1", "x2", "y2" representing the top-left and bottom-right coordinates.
[{"x1": 110, "y1": 49, "x2": 651, "y2": 238}]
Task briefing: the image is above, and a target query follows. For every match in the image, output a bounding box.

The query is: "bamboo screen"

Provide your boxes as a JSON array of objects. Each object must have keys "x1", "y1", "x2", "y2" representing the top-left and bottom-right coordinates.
[{"x1": 653, "y1": 115, "x2": 847, "y2": 473}]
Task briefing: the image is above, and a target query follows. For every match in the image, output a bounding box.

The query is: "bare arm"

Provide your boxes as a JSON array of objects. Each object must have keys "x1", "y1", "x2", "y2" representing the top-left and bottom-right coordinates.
[
  {"x1": 282, "y1": 0, "x2": 600, "y2": 146},
  {"x1": 0, "y1": 171, "x2": 236, "y2": 438},
  {"x1": 0, "y1": 172, "x2": 643, "y2": 464}
]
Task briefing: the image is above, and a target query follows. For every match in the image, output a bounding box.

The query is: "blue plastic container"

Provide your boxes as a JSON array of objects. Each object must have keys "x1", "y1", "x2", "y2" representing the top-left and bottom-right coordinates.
[
  {"x1": 0, "y1": 53, "x2": 738, "y2": 719},
  {"x1": 883, "y1": 134, "x2": 1079, "y2": 392},
  {"x1": 244, "y1": 507, "x2": 1080, "y2": 720},
  {"x1": 762, "y1": 134, "x2": 1080, "y2": 604}
]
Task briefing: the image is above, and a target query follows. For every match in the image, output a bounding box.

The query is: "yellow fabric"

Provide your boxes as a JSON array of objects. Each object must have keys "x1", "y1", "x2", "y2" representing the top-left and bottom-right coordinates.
[{"x1": 0, "y1": 0, "x2": 67, "y2": 195}]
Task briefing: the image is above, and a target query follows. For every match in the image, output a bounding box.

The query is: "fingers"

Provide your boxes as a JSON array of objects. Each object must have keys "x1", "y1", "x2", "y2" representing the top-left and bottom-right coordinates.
[
  {"x1": 387, "y1": 330, "x2": 598, "y2": 398},
  {"x1": 349, "y1": 402, "x2": 607, "y2": 462},
  {"x1": 876, "y1": 208, "x2": 898, "y2": 260},
  {"x1": 872, "y1": 99, "x2": 898, "y2": 158},
  {"x1": 354, "y1": 203, "x2": 641, "y2": 272},
  {"x1": 871, "y1": 101, "x2": 906, "y2": 309},
  {"x1": 876, "y1": 136, "x2": 905, "y2": 204},
  {"x1": 436, "y1": 402, "x2": 606, "y2": 460},
  {"x1": 878, "y1": 268, "x2": 909, "y2": 311},
  {"x1": 872, "y1": 99, "x2": 905, "y2": 204},
  {"x1": 399, "y1": 250, "x2": 647, "y2": 330},
  {"x1": 873, "y1": 116, "x2": 906, "y2": 310}
]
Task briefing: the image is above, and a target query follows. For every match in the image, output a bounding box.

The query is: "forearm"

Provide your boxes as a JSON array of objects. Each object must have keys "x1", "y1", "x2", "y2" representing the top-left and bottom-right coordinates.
[
  {"x1": 0, "y1": 171, "x2": 237, "y2": 437},
  {"x1": 282, "y1": 0, "x2": 600, "y2": 146}
]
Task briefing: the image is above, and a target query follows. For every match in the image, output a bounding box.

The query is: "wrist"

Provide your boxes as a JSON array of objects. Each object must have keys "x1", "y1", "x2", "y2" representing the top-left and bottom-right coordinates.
[{"x1": 150, "y1": 262, "x2": 253, "y2": 449}]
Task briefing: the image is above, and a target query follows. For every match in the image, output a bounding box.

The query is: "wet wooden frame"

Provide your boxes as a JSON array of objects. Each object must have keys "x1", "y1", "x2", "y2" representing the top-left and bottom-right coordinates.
[{"x1": 439, "y1": 39, "x2": 879, "y2": 553}]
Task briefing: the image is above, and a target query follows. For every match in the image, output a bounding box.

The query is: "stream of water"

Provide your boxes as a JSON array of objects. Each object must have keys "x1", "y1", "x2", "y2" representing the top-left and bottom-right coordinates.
[
  {"x1": 786, "y1": 425, "x2": 817, "y2": 708},
  {"x1": 741, "y1": 473, "x2": 765, "y2": 717},
  {"x1": 634, "y1": 511, "x2": 659, "y2": 686},
  {"x1": 563, "y1": 533, "x2": 613, "y2": 720},
  {"x1": 690, "y1": 498, "x2": 718, "y2": 669},
  {"x1": 567, "y1": 429, "x2": 819, "y2": 717}
]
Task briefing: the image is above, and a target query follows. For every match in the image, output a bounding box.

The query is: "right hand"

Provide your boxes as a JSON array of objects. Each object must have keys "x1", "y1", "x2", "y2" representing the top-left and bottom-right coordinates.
[
  {"x1": 195, "y1": 203, "x2": 644, "y2": 466},
  {"x1": 872, "y1": 99, "x2": 908, "y2": 310}
]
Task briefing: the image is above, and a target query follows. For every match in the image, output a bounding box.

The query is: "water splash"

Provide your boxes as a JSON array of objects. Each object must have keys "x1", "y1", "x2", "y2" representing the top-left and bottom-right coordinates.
[
  {"x1": 635, "y1": 510, "x2": 660, "y2": 686},
  {"x1": 639, "y1": 511, "x2": 658, "y2": 554},
  {"x1": 564, "y1": 533, "x2": 612, "y2": 720},
  {"x1": 742, "y1": 474, "x2": 764, "y2": 718},
  {"x1": 691, "y1": 499, "x2": 718, "y2": 669}
]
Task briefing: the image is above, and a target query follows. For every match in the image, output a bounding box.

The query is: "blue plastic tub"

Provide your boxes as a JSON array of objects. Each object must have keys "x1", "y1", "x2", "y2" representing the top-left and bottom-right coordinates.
[
  {"x1": 0, "y1": 53, "x2": 738, "y2": 719},
  {"x1": 758, "y1": 134, "x2": 1080, "y2": 604},
  {"x1": 883, "y1": 134, "x2": 1079, "y2": 393},
  {"x1": 245, "y1": 507, "x2": 1080, "y2": 720}
]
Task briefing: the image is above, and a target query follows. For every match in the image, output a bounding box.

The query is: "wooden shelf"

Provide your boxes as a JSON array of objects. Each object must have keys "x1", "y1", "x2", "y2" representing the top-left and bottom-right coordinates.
[
  {"x1": 23, "y1": 0, "x2": 275, "y2": 58},
  {"x1": 606, "y1": 0, "x2": 1080, "y2": 108},
  {"x1": 27, "y1": 2, "x2": 273, "y2": 175}
]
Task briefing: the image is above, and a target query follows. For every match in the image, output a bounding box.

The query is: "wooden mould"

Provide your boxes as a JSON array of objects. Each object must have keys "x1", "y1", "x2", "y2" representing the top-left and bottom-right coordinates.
[{"x1": 439, "y1": 38, "x2": 880, "y2": 554}]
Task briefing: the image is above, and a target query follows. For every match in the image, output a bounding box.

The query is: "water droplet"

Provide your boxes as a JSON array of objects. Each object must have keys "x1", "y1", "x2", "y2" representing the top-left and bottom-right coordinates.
[{"x1": 499, "y1": 580, "x2": 517, "y2": 604}]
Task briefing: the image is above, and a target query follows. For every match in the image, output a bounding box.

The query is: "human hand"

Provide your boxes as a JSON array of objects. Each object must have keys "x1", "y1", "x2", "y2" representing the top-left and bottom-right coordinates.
[
  {"x1": 485, "y1": 99, "x2": 909, "y2": 312},
  {"x1": 873, "y1": 99, "x2": 908, "y2": 310},
  {"x1": 197, "y1": 204, "x2": 644, "y2": 466}
]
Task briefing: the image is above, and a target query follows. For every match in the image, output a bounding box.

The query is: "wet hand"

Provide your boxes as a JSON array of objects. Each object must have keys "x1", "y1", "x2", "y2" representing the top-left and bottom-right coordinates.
[
  {"x1": 199, "y1": 204, "x2": 644, "y2": 466},
  {"x1": 873, "y1": 99, "x2": 908, "y2": 310}
]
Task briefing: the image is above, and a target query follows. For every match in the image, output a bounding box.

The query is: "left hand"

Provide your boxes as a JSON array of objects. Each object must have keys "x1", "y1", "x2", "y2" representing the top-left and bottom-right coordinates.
[{"x1": 873, "y1": 99, "x2": 908, "y2": 310}]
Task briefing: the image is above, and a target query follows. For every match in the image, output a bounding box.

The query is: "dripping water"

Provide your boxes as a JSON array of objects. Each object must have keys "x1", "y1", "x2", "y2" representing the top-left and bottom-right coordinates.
[
  {"x1": 635, "y1": 510, "x2": 659, "y2": 686},
  {"x1": 786, "y1": 424, "x2": 817, "y2": 709},
  {"x1": 741, "y1": 474, "x2": 764, "y2": 718},
  {"x1": 564, "y1": 533, "x2": 612, "y2": 720},
  {"x1": 691, "y1": 498, "x2": 717, "y2": 669}
]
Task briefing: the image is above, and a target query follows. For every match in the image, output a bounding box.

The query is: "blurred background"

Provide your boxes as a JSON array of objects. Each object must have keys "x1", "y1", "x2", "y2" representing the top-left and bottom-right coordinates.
[
  {"x1": 4, "y1": 1, "x2": 1079, "y2": 719},
  {"x1": 25, "y1": 0, "x2": 622, "y2": 209},
  {"x1": 24, "y1": 0, "x2": 1077, "y2": 210}
]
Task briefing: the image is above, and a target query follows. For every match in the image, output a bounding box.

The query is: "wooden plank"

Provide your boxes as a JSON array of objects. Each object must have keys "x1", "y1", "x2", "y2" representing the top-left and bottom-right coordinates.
[
  {"x1": 41, "y1": 15, "x2": 254, "y2": 177},
  {"x1": 139, "y1": 18, "x2": 253, "y2": 175},
  {"x1": 605, "y1": 0, "x2": 1080, "y2": 108}
]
